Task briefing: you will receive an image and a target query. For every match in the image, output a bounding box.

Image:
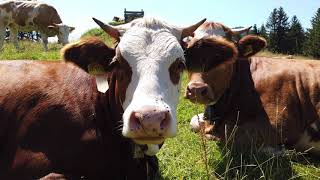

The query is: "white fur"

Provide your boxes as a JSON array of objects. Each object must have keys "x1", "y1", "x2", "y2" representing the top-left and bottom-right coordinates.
[
  {"x1": 144, "y1": 144, "x2": 160, "y2": 156},
  {"x1": 119, "y1": 18, "x2": 185, "y2": 140},
  {"x1": 190, "y1": 113, "x2": 205, "y2": 133},
  {"x1": 194, "y1": 24, "x2": 226, "y2": 39},
  {"x1": 0, "y1": 1, "x2": 73, "y2": 50}
]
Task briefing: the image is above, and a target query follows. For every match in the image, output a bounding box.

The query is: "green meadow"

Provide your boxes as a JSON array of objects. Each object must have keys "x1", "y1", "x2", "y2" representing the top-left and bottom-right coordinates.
[{"x1": 1, "y1": 31, "x2": 320, "y2": 180}]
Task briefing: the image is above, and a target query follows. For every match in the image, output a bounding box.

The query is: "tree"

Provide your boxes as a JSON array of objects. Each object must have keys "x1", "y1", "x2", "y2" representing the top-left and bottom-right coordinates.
[
  {"x1": 266, "y1": 7, "x2": 290, "y2": 53},
  {"x1": 250, "y1": 24, "x2": 258, "y2": 35},
  {"x1": 287, "y1": 16, "x2": 305, "y2": 54},
  {"x1": 305, "y1": 8, "x2": 320, "y2": 58},
  {"x1": 259, "y1": 24, "x2": 268, "y2": 41}
]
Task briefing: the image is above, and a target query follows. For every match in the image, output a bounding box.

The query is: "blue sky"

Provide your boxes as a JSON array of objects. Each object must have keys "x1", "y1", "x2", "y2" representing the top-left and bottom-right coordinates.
[{"x1": 45, "y1": 0, "x2": 319, "y2": 41}]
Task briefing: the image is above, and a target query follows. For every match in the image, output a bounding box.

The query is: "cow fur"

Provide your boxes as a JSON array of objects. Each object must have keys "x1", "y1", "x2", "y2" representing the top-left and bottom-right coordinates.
[{"x1": 0, "y1": 0, "x2": 74, "y2": 50}]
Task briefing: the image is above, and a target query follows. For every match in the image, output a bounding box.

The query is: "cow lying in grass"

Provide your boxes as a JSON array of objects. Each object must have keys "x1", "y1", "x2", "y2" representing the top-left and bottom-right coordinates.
[
  {"x1": 0, "y1": 17, "x2": 205, "y2": 179},
  {"x1": 0, "y1": 0, "x2": 75, "y2": 50},
  {"x1": 185, "y1": 21, "x2": 320, "y2": 155}
]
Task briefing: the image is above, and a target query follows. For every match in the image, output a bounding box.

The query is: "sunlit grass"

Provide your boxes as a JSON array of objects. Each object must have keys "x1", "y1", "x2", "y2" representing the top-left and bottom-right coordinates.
[{"x1": 1, "y1": 39, "x2": 319, "y2": 180}]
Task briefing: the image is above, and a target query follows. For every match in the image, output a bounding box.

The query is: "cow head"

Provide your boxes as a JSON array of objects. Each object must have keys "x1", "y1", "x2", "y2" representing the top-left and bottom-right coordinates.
[
  {"x1": 62, "y1": 17, "x2": 205, "y2": 150},
  {"x1": 48, "y1": 23, "x2": 75, "y2": 45},
  {"x1": 184, "y1": 22, "x2": 266, "y2": 104}
]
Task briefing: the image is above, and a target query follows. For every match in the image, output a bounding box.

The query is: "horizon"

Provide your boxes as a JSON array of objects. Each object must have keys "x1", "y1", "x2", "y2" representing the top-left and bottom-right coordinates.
[{"x1": 42, "y1": 0, "x2": 319, "y2": 42}]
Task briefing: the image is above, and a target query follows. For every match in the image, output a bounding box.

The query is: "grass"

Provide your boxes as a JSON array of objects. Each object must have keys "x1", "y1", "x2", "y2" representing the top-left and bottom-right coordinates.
[
  {"x1": 257, "y1": 50, "x2": 317, "y2": 60},
  {"x1": 1, "y1": 40, "x2": 320, "y2": 179},
  {"x1": 0, "y1": 41, "x2": 60, "y2": 60}
]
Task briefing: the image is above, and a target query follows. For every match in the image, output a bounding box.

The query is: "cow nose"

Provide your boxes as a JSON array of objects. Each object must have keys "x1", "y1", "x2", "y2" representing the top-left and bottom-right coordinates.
[
  {"x1": 186, "y1": 82, "x2": 210, "y2": 99},
  {"x1": 129, "y1": 106, "x2": 170, "y2": 136}
]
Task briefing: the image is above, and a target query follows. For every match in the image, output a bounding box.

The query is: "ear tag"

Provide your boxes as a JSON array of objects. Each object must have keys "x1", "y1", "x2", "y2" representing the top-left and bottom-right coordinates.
[
  {"x1": 243, "y1": 45, "x2": 253, "y2": 56},
  {"x1": 88, "y1": 64, "x2": 109, "y2": 93}
]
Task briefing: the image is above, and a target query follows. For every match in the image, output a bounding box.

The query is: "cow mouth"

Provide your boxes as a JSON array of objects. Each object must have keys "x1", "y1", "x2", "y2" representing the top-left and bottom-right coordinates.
[
  {"x1": 133, "y1": 137, "x2": 165, "y2": 145},
  {"x1": 186, "y1": 96, "x2": 215, "y2": 105}
]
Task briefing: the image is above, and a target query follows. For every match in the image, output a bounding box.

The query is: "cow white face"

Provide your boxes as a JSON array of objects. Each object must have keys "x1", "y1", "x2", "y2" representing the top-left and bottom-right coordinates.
[
  {"x1": 55, "y1": 24, "x2": 75, "y2": 45},
  {"x1": 119, "y1": 26, "x2": 185, "y2": 144},
  {"x1": 92, "y1": 17, "x2": 205, "y2": 147}
]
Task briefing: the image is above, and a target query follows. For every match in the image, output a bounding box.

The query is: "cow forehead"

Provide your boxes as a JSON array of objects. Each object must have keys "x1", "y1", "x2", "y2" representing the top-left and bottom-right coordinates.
[
  {"x1": 194, "y1": 22, "x2": 226, "y2": 39},
  {"x1": 118, "y1": 27, "x2": 184, "y2": 66}
]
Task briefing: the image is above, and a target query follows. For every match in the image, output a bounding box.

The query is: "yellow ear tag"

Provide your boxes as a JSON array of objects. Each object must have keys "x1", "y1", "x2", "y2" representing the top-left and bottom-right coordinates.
[{"x1": 88, "y1": 64, "x2": 109, "y2": 93}]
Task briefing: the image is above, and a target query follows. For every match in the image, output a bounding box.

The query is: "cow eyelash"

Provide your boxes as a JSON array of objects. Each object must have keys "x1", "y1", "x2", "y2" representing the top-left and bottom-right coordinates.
[{"x1": 176, "y1": 58, "x2": 186, "y2": 69}]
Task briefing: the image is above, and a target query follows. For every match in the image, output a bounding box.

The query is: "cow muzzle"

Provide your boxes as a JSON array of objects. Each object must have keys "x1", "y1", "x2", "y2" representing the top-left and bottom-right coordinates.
[
  {"x1": 127, "y1": 105, "x2": 171, "y2": 145},
  {"x1": 185, "y1": 82, "x2": 214, "y2": 104}
]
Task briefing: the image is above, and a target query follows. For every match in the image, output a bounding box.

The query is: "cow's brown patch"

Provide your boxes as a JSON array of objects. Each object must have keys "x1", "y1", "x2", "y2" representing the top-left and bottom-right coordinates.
[
  {"x1": 238, "y1": 35, "x2": 267, "y2": 58},
  {"x1": 33, "y1": 4, "x2": 62, "y2": 31},
  {"x1": 12, "y1": 3, "x2": 34, "y2": 26},
  {"x1": 62, "y1": 37, "x2": 115, "y2": 72},
  {"x1": 185, "y1": 37, "x2": 238, "y2": 72},
  {"x1": 1, "y1": 1, "x2": 13, "y2": 13},
  {"x1": 111, "y1": 50, "x2": 133, "y2": 103},
  {"x1": 169, "y1": 58, "x2": 185, "y2": 84}
]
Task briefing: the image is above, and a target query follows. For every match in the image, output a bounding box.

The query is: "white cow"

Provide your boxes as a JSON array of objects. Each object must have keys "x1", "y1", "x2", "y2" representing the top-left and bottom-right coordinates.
[{"x1": 0, "y1": 0, "x2": 74, "y2": 50}]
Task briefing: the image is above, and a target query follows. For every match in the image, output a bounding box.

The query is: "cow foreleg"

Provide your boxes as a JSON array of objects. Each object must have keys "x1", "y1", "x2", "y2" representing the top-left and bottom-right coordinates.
[
  {"x1": 9, "y1": 27, "x2": 20, "y2": 50},
  {"x1": 41, "y1": 34, "x2": 49, "y2": 51},
  {"x1": 0, "y1": 26, "x2": 5, "y2": 51}
]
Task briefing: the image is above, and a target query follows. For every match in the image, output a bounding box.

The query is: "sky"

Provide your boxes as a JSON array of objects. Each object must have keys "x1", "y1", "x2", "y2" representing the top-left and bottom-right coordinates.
[{"x1": 44, "y1": 0, "x2": 320, "y2": 41}]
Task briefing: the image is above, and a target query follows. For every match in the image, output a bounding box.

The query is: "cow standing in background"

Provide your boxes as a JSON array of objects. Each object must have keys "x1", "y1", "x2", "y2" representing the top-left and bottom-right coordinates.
[
  {"x1": 185, "y1": 21, "x2": 320, "y2": 155},
  {"x1": 0, "y1": 0, "x2": 75, "y2": 51}
]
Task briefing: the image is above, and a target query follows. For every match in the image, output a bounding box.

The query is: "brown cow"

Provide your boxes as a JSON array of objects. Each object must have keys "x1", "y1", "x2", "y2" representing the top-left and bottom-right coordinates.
[
  {"x1": 0, "y1": 16, "x2": 205, "y2": 179},
  {"x1": 185, "y1": 21, "x2": 320, "y2": 155},
  {"x1": 0, "y1": 0, "x2": 75, "y2": 50}
]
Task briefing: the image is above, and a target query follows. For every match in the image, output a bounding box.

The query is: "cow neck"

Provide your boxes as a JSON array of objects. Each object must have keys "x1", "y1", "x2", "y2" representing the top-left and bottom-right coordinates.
[
  {"x1": 94, "y1": 71, "x2": 154, "y2": 178},
  {"x1": 204, "y1": 57, "x2": 247, "y2": 123}
]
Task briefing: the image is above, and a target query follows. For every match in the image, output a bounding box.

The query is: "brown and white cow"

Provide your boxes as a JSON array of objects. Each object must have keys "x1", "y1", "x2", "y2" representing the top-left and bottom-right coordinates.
[
  {"x1": 185, "y1": 21, "x2": 320, "y2": 155},
  {"x1": 0, "y1": 17, "x2": 205, "y2": 179},
  {"x1": 0, "y1": 0, "x2": 75, "y2": 50}
]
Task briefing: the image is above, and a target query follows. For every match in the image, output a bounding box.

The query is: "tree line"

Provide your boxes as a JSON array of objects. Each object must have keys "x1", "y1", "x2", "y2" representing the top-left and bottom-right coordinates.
[{"x1": 251, "y1": 7, "x2": 320, "y2": 59}]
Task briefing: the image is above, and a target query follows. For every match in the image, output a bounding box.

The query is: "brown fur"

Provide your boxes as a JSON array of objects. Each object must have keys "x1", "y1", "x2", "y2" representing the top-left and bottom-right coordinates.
[
  {"x1": 186, "y1": 37, "x2": 238, "y2": 72},
  {"x1": 238, "y1": 35, "x2": 267, "y2": 58},
  {"x1": 62, "y1": 37, "x2": 115, "y2": 72},
  {"x1": 169, "y1": 59, "x2": 185, "y2": 84},
  {"x1": 0, "y1": 38, "x2": 152, "y2": 179},
  {"x1": 209, "y1": 58, "x2": 320, "y2": 149}
]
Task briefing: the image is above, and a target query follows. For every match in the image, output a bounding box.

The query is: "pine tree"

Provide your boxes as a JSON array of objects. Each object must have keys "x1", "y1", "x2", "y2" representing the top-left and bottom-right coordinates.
[
  {"x1": 251, "y1": 24, "x2": 258, "y2": 35},
  {"x1": 305, "y1": 8, "x2": 320, "y2": 58},
  {"x1": 259, "y1": 24, "x2": 268, "y2": 41},
  {"x1": 266, "y1": 8, "x2": 278, "y2": 52},
  {"x1": 288, "y1": 16, "x2": 305, "y2": 54},
  {"x1": 266, "y1": 7, "x2": 290, "y2": 53}
]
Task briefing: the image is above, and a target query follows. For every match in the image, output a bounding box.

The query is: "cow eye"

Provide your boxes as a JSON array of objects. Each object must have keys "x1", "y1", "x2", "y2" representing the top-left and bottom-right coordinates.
[
  {"x1": 177, "y1": 60, "x2": 186, "y2": 71},
  {"x1": 169, "y1": 58, "x2": 185, "y2": 84}
]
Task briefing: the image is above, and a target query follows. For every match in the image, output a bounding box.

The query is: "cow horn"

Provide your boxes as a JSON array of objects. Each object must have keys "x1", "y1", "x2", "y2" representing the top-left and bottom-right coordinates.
[
  {"x1": 92, "y1": 17, "x2": 120, "y2": 41},
  {"x1": 181, "y1": 18, "x2": 206, "y2": 39},
  {"x1": 231, "y1": 26, "x2": 252, "y2": 35}
]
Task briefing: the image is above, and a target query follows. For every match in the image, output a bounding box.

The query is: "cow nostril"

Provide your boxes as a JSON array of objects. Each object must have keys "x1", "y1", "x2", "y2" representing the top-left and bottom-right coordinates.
[
  {"x1": 160, "y1": 115, "x2": 169, "y2": 130},
  {"x1": 200, "y1": 88, "x2": 208, "y2": 96},
  {"x1": 130, "y1": 112, "x2": 142, "y2": 131}
]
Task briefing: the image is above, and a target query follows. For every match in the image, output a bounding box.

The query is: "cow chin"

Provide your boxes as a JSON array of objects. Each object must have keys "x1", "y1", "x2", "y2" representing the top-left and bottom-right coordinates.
[{"x1": 121, "y1": 100, "x2": 177, "y2": 145}]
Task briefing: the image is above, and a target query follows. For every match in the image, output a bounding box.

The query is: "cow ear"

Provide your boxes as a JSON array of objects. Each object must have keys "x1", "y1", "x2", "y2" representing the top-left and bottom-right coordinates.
[
  {"x1": 61, "y1": 37, "x2": 115, "y2": 73},
  {"x1": 237, "y1": 35, "x2": 267, "y2": 58},
  {"x1": 185, "y1": 37, "x2": 238, "y2": 71}
]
